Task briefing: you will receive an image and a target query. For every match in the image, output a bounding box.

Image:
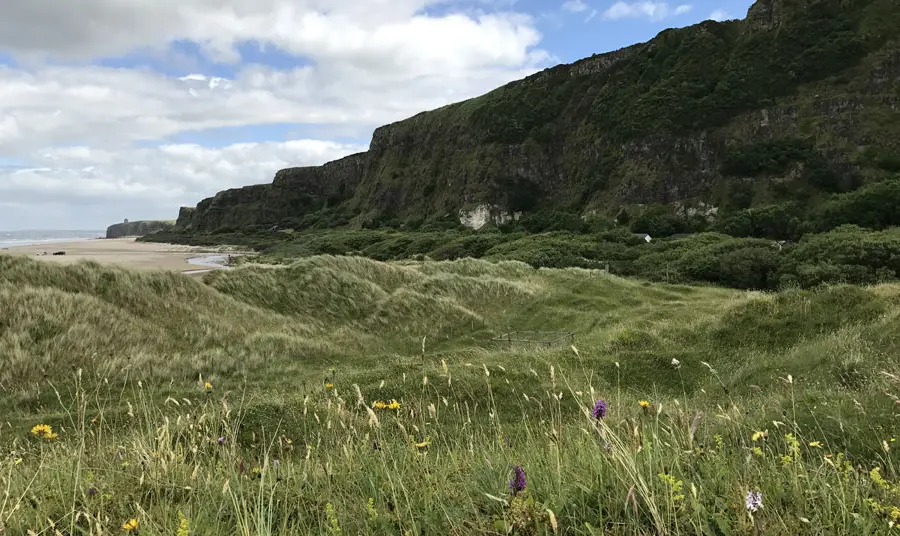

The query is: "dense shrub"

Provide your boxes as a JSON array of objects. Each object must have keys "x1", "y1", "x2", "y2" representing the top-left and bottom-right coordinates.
[
  {"x1": 516, "y1": 210, "x2": 587, "y2": 233},
  {"x1": 428, "y1": 233, "x2": 517, "y2": 261},
  {"x1": 674, "y1": 237, "x2": 779, "y2": 288},
  {"x1": 808, "y1": 177, "x2": 900, "y2": 232},
  {"x1": 777, "y1": 225, "x2": 900, "y2": 287},
  {"x1": 714, "y1": 203, "x2": 804, "y2": 240},
  {"x1": 630, "y1": 204, "x2": 689, "y2": 237}
]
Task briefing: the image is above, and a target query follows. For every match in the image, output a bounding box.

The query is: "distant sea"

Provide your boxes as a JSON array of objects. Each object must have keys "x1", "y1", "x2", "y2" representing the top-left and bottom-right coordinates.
[{"x1": 0, "y1": 230, "x2": 105, "y2": 249}]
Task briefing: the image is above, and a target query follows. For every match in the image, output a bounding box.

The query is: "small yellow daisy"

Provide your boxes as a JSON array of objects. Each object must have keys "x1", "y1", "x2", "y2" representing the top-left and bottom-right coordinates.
[
  {"x1": 324, "y1": 383, "x2": 334, "y2": 390},
  {"x1": 639, "y1": 400, "x2": 650, "y2": 409},
  {"x1": 31, "y1": 424, "x2": 58, "y2": 440},
  {"x1": 122, "y1": 518, "x2": 139, "y2": 531},
  {"x1": 809, "y1": 441, "x2": 822, "y2": 448},
  {"x1": 387, "y1": 399, "x2": 401, "y2": 410},
  {"x1": 204, "y1": 382, "x2": 213, "y2": 391},
  {"x1": 751, "y1": 431, "x2": 768, "y2": 442}
]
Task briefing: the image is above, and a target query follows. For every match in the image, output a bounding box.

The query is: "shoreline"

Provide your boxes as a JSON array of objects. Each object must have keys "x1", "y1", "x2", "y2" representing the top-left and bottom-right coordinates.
[{"x1": 1, "y1": 237, "x2": 239, "y2": 274}]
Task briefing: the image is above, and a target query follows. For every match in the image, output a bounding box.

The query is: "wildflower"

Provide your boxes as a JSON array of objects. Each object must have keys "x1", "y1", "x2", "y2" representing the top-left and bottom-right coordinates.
[
  {"x1": 325, "y1": 502, "x2": 343, "y2": 536},
  {"x1": 367, "y1": 497, "x2": 378, "y2": 521},
  {"x1": 387, "y1": 399, "x2": 401, "y2": 410},
  {"x1": 204, "y1": 382, "x2": 213, "y2": 392},
  {"x1": 751, "y1": 447, "x2": 764, "y2": 457},
  {"x1": 751, "y1": 430, "x2": 768, "y2": 442},
  {"x1": 671, "y1": 358, "x2": 681, "y2": 369},
  {"x1": 122, "y1": 518, "x2": 139, "y2": 531},
  {"x1": 592, "y1": 399, "x2": 607, "y2": 420},
  {"x1": 509, "y1": 465, "x2": 526, "y2": 496},
  {"x1": 745, "y1": 490, "x2": 763, "y2": 513},
  {"x1": 639, "y1": 400, "x2": 650, "y2": 409},
  {"x1": 177, "y1": 512, "x2": 191, "y2": 536},
  {"x1": 325, "y1": 383, "x2": 335, "y2": 390},
  {"x1": 86, "y1": 487, "x2": 98, "y2": 497},
  {"x1": 373, "y1": 401, "x2": 387, "y2": 410},
  {"x1": 870, "y1": 467, "x2": 890, "y2": 491},
  {"x1": 657, "y1": 473, "x2": 685, "y2": 503},
  {"x1": 31, "y1": 424, "x2": 58, "y2": 440},
  {"x1": 217, "y1": 437, "x2": 226, "y2": 445},
  {"x1": 809, "y1": 441, "x2": 822, "y2": 448}
]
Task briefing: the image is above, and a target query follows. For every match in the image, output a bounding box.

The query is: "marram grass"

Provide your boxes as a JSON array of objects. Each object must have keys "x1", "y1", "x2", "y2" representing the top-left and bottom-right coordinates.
[{"x1": 0, "y1": 254, "x2": 899, "y2": 534}]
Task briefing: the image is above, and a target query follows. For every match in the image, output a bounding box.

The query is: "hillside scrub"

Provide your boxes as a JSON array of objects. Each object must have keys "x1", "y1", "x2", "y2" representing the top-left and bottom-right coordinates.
[
  {"x1": 1, "y1": 254, "x2": 900, "y2": 533},
  {"x1": 146, "y1": 215, "x2": 900, "y2": 291}
]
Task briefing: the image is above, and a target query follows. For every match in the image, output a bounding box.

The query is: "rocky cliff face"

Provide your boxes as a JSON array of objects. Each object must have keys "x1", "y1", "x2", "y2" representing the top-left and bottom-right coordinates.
[
  {"x1": 186, "y1": 152, "x2": 366, "y2": 232},
  {"x1": 181, "y1": 0, "x2": 900, "y2": 232},
  {"x1": 106, "y1": 220, "x2": 175, "y2": 239}
]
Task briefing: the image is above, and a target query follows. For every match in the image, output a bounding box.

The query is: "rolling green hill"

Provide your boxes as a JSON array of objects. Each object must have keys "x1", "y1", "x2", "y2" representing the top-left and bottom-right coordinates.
[{"x1": 2, "y1": 253, "x2": 899, "y2": 534}]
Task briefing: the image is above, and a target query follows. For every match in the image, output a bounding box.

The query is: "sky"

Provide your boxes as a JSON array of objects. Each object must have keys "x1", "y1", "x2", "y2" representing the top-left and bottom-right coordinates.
[{"x1": 0, "y1": 0, "x2": 755, "y2": 231}]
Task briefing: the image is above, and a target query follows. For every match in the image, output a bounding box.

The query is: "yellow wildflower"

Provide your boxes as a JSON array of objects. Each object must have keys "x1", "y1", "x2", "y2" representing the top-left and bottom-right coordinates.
[
  {"x1": 325, "y1": 383, "x2": 335, "y2": 390},
  {"x1": 122, "y1": 518, "x2": 139, "y2": 531},
  {"x1": 177, "y1": 512, "x2": 191, "y2": 536},
  {"x1": 204, "y1": 382, "x2": 213, "y2": 391},
  {"x1": 751, "y1": 430, "x2": 768, "y2": 442},
  {"x1": 751, "y1": 447, "x2": 764, "y2": 457},
  {"x1": 387, "y1": 399, "x2": 401, "y2": 410},
  {"x1": 639, "y1": 400, "x2": 650, "y2": 409},
  {"x1": 808, "y1": 441, "x2": 822, "y2": 448},
  {"x1": 31, "y1": 424, "x2": 58, "y2": 440},
  {"x1": 870, "y1": 467, "x2": 890, "y2": 491},
  {"x1": 373, "y1": 401, "x2": 387, "y2": 410}
]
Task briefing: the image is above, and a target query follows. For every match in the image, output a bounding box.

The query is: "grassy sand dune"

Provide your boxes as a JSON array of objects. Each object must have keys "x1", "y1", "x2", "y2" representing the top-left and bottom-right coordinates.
[{"x1": 1, "y1": 254, "x2": 899, "y2": 534}]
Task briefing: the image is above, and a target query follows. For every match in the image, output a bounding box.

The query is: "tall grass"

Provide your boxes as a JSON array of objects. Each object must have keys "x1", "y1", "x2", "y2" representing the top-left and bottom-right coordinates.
[{"x1": 0, "y1": 253, "x2": 898, "y2": 534}]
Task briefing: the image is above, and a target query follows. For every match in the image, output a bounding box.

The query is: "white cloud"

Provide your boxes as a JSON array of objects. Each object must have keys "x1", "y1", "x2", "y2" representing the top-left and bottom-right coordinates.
[
  {"x1": 0, "y1": 0, "x2": 551, "y2": 229},
  {"x1": 562, "y1": 0, "x2": 589, "y2": 13},
  {"x1": 602, "y1": 1, "x2": 693, "y2": 21},
  {"x1": 0, "y1": 1, "x2": 545, "y2": 68},
  {"x1": 709, "y1": 9, "x2": 730, "y2": 21},
  {"x1": 0, "y1": 140, "x2": 367, "y2": 229}
]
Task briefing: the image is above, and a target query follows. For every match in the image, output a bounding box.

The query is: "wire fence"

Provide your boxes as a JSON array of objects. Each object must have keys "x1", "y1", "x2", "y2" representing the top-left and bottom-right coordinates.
[{"x1": 491, "y1": 330, "x2": 576, "y2": 350}]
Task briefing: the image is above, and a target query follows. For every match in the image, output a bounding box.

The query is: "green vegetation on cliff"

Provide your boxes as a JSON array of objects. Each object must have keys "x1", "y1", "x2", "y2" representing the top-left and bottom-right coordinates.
[
  {"x1": 147, "y1": 174, "x2": 900, "y2": 291},
  {"x1": 2, "y1": 254, "x2": 900, "y2": 534},
  {"x1": 174, "y1": 0, "x2": 900, "y2": 234}
]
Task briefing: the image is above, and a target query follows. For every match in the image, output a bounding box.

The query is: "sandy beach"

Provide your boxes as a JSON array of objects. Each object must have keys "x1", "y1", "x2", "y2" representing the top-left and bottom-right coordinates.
[{"x1": 0, "y1": 237, "x2": 232, "y2": 273}]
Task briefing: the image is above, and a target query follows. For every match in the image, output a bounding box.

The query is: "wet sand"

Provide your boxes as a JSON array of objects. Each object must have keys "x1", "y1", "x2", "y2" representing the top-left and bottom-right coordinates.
[{"x1": 1, "y1": 237, "x2": 230, "y2": 273}]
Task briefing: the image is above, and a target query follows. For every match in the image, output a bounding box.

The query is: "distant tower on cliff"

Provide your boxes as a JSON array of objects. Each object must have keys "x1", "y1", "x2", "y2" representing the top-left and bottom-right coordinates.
[{"x1": 124, "y1": 218, "x2": 129, "y2": 224}]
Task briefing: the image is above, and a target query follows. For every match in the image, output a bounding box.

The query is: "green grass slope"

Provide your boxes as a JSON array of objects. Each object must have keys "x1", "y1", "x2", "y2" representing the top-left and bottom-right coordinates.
[{"x1": 1, "y1": 254, "x2": 899, "y2": 534}]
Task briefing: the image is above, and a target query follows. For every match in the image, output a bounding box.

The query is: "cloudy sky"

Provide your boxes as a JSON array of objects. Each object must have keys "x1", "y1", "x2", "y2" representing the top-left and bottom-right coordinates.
[{"x1": 0, "y1": 0, "x2": 754, "y2": 231}]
